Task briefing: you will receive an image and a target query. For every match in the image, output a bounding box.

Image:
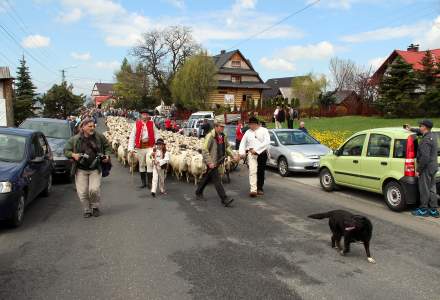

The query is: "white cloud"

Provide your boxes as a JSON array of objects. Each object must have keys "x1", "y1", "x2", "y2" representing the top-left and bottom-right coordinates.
[
  {"x1": 71, "y1": 51, "x2": 91, "y2": 61},
  {"x1": 21, "y1": 34, "x2": 51, "y2": 48},
  {"x1": 416, "y1": 16, "x2": 440, "y2": 49},
  {"x1": 341, "y1": 22, "x2": 430, "y2": 43},
  {"x1": 164, "y1": 0, "x2": 185, "y2": 9},
  {"x1": 278, "y1": 41, "x2": 335, "y2": 60},
  {"x1": 56, "y1": 8, "x2": 82, "y2": 23},
  {"x1": 260, "y1": 41, "x2": 335, "y2": 72},
  {"x1": 368, "y1": 56, "x2": 386, "y2": 71},
  {"x1": 95, "y1": 61, "x2": 120, "y2": 70},
  {"x1": 259, "y1": 57, "x2": 295, "y2": 71}
]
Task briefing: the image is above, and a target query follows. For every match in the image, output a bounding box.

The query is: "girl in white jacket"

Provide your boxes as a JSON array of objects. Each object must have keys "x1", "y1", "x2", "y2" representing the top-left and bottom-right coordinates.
[{"x1": 151, "y1": 138, "x2": 170, "y2": 197}]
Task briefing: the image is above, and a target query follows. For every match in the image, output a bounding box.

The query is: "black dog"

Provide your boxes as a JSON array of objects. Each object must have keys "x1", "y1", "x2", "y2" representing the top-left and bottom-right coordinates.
[{"x1": 308, "y1": 210, "x2": 376, "y2": 263}]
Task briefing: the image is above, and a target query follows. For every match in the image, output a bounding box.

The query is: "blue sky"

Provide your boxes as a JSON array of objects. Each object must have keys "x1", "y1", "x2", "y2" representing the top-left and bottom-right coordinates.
[{"x1": 0, "y1": 0, "x2": 439, "y2": 95}]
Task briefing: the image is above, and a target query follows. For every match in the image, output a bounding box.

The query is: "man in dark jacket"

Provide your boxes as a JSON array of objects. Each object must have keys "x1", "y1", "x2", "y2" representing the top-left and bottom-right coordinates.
[
  {"x1": 405, "y1": 120, "x2": 439, "y2": 218},
  {"x1": 64, "y1": 118, "x2": 112, "y2": 218},
  {"x1": 199, "y1": 119, "x2": 211, "y2": 138}
]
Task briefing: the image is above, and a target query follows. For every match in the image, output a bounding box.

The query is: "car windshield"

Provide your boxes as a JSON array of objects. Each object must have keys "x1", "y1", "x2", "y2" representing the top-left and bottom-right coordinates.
[
  {"x1": 20, "y1": 120, "x2": 71, "y2": 139},
  {"x1": 275, "y1": 131, "x2": 319, "y2": 145},
  {"x1": 0, "y1": 134, "x2": 26, "y2": 162}
]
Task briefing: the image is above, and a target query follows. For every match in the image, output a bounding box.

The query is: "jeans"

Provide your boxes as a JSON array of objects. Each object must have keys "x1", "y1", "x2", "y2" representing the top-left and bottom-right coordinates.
[
  {"x1": 196, "y1": 168, "x2": 227, "y2": 201},
  {"x1": 75, "y1": 169, "x2": 102, "y2": 212}
]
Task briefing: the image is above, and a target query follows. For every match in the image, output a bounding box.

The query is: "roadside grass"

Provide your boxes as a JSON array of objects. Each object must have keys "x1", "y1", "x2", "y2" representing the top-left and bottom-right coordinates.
[{"x1": 266, "y1": 116, "x2": 440, "y2": 135}]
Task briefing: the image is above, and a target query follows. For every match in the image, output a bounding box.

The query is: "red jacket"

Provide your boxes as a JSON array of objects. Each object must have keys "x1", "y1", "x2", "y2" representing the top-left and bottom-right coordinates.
[
  {"x1": 135, "y1": 120, "x2": 155, "y2": 148},
  {"x1": 236, "y1": 124, "x2": 244, "y2": 141}
]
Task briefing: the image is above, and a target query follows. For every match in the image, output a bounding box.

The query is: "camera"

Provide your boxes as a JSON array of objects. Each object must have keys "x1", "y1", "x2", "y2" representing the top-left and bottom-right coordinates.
[{"x1": 89, "y1": 153, "x2": 107, "y2": 169}]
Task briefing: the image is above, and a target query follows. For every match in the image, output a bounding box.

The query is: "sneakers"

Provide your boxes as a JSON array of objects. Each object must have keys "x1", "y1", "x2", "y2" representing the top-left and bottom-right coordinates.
[
  {"x1": 411, "y1": 208, "x2": 428, "y2": 217},
  {"x1": 429, "y1": 208, "x2": 440, "y2": 218},
  {"x1": 151, "y1": 192, "x2": 156, "y2": 198}
]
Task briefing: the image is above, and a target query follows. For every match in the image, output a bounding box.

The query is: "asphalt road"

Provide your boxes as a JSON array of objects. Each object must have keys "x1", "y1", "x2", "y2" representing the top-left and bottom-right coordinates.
[{"x1": 1, "y1": 144, "x2": 439, "y2": 299}]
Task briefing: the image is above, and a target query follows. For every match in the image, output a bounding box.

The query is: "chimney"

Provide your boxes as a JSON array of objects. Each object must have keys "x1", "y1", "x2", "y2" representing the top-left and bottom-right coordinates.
[
  {"x1": 407, "y1": 43, "x2": 419, "y2": 52},
  {"x1": 220, "y1": 50, "x2": 226, "y2": 54}
]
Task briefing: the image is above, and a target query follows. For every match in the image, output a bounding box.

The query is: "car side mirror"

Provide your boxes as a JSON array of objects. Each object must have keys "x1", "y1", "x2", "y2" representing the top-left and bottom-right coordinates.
[
  {"x1": 30, "y1": 156, "x2": 44, "y2": 164},
  {"x1": 334, "y1": 149, "x2": 341, "y2": 156},
  {"x1": 270, "y1": 140, "x2": 277, "y2": 146}
]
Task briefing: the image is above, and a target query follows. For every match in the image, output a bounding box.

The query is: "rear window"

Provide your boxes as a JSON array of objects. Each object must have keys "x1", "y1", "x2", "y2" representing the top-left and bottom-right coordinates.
[
  {"x1": 393, "y1": 135, "x2": 419, "y2": 158},
  {"x1": 20, "y1": 120, "x2": 71, "y2": 139}
]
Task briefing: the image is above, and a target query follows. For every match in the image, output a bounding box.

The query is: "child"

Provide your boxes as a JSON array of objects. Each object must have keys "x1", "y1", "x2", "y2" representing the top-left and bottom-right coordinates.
[{"x1": 151, "y1": 138, "x2": 170, "y2": 197}]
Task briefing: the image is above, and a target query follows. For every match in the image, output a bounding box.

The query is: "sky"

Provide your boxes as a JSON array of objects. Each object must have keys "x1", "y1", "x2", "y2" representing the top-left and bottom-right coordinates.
[{"x1": 0, "y1": 0, "x2": 439, "y2": 95}]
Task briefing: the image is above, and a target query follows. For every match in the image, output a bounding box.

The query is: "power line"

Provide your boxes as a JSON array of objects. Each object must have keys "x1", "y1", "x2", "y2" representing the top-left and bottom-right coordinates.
[
  {"x1": 226, "y1": 0, "x2": 320, "y2": 50},
  {"x1": 0, "y1": 23, "x2": 57, "y2": 75}
]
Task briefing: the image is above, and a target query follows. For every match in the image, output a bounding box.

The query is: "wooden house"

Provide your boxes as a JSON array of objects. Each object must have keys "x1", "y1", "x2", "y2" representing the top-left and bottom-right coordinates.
[
  {"x1": 0, "y1": 67, "x2": 14, "y2": 126},
  {"x1": 91, "y1": 82, "x2": 115, "y2": 108},
  {"x1": 209, "y1": 50, "x2": 270, "y2": 110}
]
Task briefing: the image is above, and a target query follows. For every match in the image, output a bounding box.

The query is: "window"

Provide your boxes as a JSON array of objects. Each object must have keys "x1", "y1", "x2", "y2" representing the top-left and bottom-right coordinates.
[
  {"x1": 275, "y1": 131, "x2": 318, "y2": 146},
  {"x1": 31, "y1": 136, "x2": 44, "y2": 158},
  {"x1": 340, "y1": 134, "x2": 366, "y2": 156},
  {"x1": 231, "y1": 60, "x2": 241, "y2": 68},
  {"x1": 0, "y1": 134, "x2": 26, "y2": 162},
  {"x1": 269, "y1": 132, "x2": 277, "y2": 145},
  {"x1": 231, "y1": 75, "x2": 241, "y2": 83},
  {"x1": 367, "y1": 134, "x2": 391, "y2": 157},
  {"x1": 393, "y1": 139, "x2": 406, "y2": 158},
  {"x1": 38, "y1": 135, "x2": 49, "y2": 154}
]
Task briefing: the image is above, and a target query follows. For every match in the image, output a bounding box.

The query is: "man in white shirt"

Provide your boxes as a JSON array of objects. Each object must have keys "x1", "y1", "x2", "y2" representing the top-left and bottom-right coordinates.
[
  {"x1": 239, "y1": 117, "x2": 271, "y2": 197},
  {"x1": 128, "y1": 109, "x2": 160, "y2": 189}
]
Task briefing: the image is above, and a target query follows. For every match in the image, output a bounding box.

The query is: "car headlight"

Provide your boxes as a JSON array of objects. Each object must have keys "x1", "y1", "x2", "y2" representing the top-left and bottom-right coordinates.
[
  {"x1": 0, "y1": 182, "x2": 12, "y2": 193},
  {"x1": 291, "y1": 152, "x2": 305, "y2": 160},
  {"x1": 55, "y1": 148, "x2": 64, "y2": 157}
]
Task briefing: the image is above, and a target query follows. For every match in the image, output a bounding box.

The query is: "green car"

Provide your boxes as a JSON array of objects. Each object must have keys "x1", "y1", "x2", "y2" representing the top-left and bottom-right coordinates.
[{"x1": 319, "y1": 127, "x2": 440, "y2": 211}]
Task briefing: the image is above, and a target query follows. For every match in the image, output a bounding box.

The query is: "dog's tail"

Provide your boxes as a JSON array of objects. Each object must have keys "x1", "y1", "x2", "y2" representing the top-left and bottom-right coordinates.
[{"x1": 308, "y1": 212, "x2": 331, "y2": 219}]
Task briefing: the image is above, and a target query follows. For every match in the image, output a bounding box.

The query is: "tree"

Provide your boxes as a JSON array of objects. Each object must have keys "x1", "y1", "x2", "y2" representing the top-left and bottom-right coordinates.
[
  {"x1": 113, "y1": 58, "x2": 154, "y2": 110},
  {"x1": 41, "y1": 82, "x2": 84, "y2": 118},
  {"x1": 318, "y1": 91, "x2": 337, "y2": 108},
  {"x1": 417, "y1": 51, "x2": 440, "y2": 115},
  {"x1": 377, "y1": 57, "x2": 419, "y2": 117},
  {"x1": 14, "y1": 56, "x2": 37, "y2": 125},
  {"x1": 171, "y1": 51, "x2": 217, "y2": 109},
  {"x1": 132, "y1": 26, "x2": 199, "y2": 104},
  {"x1": 291, "y1": 73, "x2": 327, "y2": 110},
  {"x1": 329, "y1": 57, "x2": 357, "y2": 91}
]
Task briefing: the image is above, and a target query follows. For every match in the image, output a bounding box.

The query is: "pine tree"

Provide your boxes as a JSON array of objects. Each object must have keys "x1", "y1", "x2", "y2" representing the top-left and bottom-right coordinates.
[
  {"x1": 14, "y1": 55, "x2": 37, "y2": 124},
  {"x1": 418, "y1": 50, "x2": 437, "y2": 88},
  {"x1": 377, "y1": 57, "x2": 419, "y2": 117}
]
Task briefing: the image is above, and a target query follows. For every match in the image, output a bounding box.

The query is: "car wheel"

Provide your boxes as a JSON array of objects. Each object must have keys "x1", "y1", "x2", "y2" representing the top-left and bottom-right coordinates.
[
  {"x1": 320, "y1": 168, "x2": 336, "y2": 192},
  {"x1": 383, "y1": 181, "x2": 407, "y2": 211},
  {"x1": 278, "y1": 157, "x2": 289, "y2": 177},
  {"x1": 41, "y1": 174, "x2": 52, "y2": 197},
  {"x1": 10, "y1": 192, "x2": 26, "y2": 227}
]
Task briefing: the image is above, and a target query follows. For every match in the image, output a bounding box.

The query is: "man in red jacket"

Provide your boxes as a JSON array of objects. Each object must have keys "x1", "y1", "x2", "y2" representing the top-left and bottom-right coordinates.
[
  {"x1": 128, "y1": 109, "x2": 160, "y2": 189},
  {"x1": 235, "y1": 120, "x2": 244, "y2": 150}
]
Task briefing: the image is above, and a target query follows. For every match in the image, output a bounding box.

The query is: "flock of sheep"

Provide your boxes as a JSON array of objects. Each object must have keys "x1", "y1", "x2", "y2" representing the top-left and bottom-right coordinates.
[{"x1": 103, "y1": 116, "x2": 238, "y2": 185}]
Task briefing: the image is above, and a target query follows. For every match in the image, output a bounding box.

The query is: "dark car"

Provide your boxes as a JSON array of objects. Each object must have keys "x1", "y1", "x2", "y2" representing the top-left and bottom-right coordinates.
[
  {"x1": 0, "y1": 127, "x2": 53, "y2": 227},
  {"x1": 19, "y1": 118, "x2": 74, "y2": 179}
]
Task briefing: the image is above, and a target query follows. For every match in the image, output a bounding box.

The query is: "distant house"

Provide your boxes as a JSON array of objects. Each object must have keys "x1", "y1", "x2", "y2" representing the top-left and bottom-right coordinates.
[
  {"x1": 209, "y1": 50, "x2": 270, "y2": 110},
  {"x1": 332, "y1": 90, "x2": 360, "y2": 115},
  {"x1": 91, "y1": 82, "x2": 115, "y2": 108},
  {"x1": 0, "y1": 67, "x2": 14, "y2": 126},
  {"x1": 262, "y1": 76, "x2": 310, "y2": 104},
  {"x1": 371, "y1": 44, "x2": 440, "y2": 85}
]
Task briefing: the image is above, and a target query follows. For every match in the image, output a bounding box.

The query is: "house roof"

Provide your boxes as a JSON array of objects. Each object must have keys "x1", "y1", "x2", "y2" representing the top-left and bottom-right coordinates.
[
  {"x1": 212, "y1": 49, "x2": 255, "y2": 70},
  {"x1": 0, "y1": 67, "x2": 14, "y2": 80},
  {"x1": 217, "y1": 68, "x2": 259, "y2": 76},
  {"x1": 93, "y1": 83, "x2": 115, "y2": 96},
  {"x1": 262, "y1": 76, "x2": 309, "y2": 100},
  {"x1": 217, "y1": 80, "x2": 270, "y2": 90},
  {"x1": 333, "y1": 90, "x2": 358, "y2": 105},
  {"x1": 371, "y1": 48, "x2": 440, "y2": 84}
]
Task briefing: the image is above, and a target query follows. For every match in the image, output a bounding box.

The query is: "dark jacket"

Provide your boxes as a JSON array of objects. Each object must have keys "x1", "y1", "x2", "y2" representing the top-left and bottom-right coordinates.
[
  {"x1": 276, "y1": 109, "x2": 286, "y2": 122},
  {"x1": 411, "y1": 129, "x2": 438, "y2": 173},
  {"x1": 299, "y1": 127, "x2": 308, "y2": 134},
  {"x1": 64, "y1": 132, "x2": 111, "y2": 175}
]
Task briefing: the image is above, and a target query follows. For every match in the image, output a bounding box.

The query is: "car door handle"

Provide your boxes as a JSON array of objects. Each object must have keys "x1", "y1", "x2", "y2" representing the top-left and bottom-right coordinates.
[
  {"x1": 381, "y1": 162, "x2": 388, "y2": 166},
  {"x1": 353, "y1": 160, "x2": 359, "y2": 164}
]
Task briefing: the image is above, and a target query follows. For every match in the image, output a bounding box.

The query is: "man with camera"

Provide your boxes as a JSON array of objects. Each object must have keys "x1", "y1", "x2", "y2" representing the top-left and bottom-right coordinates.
[{"x1": 64, "y1": 118, "x2": 112, "y2": 218}]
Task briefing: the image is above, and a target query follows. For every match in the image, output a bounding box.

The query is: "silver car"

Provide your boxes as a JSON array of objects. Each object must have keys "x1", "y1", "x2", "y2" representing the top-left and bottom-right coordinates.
[{"x1": 267, "y1": 129, "x2": 332, "y2": 176}]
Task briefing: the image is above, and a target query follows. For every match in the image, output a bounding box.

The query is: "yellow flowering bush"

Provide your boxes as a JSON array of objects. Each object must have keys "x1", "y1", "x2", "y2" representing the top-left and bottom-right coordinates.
[{"x1": 309, "y1": 130, "x2": 351, "y2": 150}]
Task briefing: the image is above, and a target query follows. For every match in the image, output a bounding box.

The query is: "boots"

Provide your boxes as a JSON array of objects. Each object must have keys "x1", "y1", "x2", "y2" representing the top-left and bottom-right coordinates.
[
  {"x1": 138, "y1": 172, "x2": 147, "y2": 189},
  {"x1": 147, "y1": 172, "x2": 153, "y2": 189}
]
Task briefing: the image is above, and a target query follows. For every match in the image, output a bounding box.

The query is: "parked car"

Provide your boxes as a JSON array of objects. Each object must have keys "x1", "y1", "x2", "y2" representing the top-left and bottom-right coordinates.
[
  {"x1": 0, "y1": 127, "x2": 53, "y2": 227},
  {"x1": 183, "y1": 118, "x2": 214, "y2": 137},
  {"x1": 188, "y1": 111, "x2": 215, "y2": 123},
  {"x1": 267, "y1": 129, "x2": 332, "y2": 176},
  {"x1": 319, "y1": 127, "x2": 440, "y2": 211},
  {"x1": 19, "y1": 118, "x2": 74, "y2": 179}
]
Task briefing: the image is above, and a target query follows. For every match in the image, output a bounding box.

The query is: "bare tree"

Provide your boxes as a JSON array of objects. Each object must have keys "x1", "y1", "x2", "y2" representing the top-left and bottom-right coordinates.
[
  {"x1": 131, "y1": 26, "x2": 200, "y2": 103},
  {"x1": 354, "y1": 66, "x2": 378, "y2": 105},
  {"x1": 329, "y1": 57, "x2": 357, "y2": 91}
]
